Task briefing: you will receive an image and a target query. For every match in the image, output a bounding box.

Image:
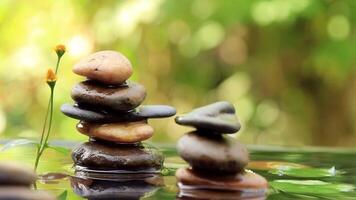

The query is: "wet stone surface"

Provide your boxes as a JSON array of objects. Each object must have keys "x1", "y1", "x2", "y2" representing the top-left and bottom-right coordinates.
[
  {"x1": 61, "y1": 103, "x2": 176, "y2": 122},
  {"x1": 177, "y1": 132, "x2": 249, "y2": 175},
  {"x1": 71, "y1": 80, "x2": 146, "y2": 112},
  {"x1": 72, "y1": 141, "x2": 164, "y2": 171}
]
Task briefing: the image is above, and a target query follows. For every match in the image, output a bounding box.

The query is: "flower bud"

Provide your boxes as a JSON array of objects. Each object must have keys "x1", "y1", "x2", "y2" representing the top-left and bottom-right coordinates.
[
  {"x1": 54, "y1": 44, "x2": 66, "y2": 58},
  {"x1": 46, "y1": 68, "x2": 57, "y2": 87}
]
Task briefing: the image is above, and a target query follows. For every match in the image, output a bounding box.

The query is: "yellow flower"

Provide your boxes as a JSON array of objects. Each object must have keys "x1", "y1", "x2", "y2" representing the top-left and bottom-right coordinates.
[
  {"x1": 54, "y1": 44, "x2": 66, "y2": 57},
  {"x1": 46, "y1": 68, "x2": 57, "y2": 83}
]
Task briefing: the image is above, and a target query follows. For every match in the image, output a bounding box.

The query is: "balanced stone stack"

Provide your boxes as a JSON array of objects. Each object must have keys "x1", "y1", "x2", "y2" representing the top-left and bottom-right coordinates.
[
  {"x1": 61, "y1": 50, "x2": 176, "y2": 173},
  {"x1": 175, "y1": 101, "x2": 267, "y2": 198}
]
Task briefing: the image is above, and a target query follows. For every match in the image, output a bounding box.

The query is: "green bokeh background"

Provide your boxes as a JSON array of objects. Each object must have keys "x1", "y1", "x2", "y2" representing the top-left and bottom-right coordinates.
[{"x1": 0, "y1": 0, "x2": 355, "y2": 146}]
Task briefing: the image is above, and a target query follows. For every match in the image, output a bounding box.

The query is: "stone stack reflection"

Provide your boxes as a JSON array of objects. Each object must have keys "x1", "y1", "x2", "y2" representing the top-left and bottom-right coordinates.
[{"x1": 70, "y1": 173, "x2": 163, "y2": 200}]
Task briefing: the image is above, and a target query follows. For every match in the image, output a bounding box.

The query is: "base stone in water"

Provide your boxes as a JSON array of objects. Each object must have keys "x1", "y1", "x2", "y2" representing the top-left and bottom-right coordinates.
[
  {"x1": 176, "y1": 168, "x2": 268, "y2": 199},
  {"x1": 72, "y1": 141, "x2": 164, "y2": 171}
]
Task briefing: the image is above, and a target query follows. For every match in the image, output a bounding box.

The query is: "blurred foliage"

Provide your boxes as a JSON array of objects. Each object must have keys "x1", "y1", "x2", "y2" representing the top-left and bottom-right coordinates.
[{"x1": 0, "y1": 0, "x2": 355, "y2": 146}]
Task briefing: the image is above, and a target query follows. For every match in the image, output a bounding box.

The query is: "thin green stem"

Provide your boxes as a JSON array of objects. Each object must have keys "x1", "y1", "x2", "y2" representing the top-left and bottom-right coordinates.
[
  {"x1": 34, "y1": 53, "x2": 62, "y2": 172},
  {"x1": 34, "y1": 87, "x2": 54, "y2": 171},
  {"x1": 34, "y1": 145, "x2": 41, "y2": 171},
  {"x1": 34, "y1": 99, "x2": 51, "y2": 171},
  {"x1": 39, "y1": 99, "x2": 51, "y2": 145},
  {"x1": 55, "y1": 56, "x2": 62, "y2": 74},
  {"x1": 42, "y1": 86, "x2": 54, "y2": 151}
]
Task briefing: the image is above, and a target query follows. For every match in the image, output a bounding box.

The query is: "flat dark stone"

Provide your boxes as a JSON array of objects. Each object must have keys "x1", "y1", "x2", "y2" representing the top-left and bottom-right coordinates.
[
  {"x1": 72, "y1": 142, "x2": 164, "y2": 171},
  {"x1": 71, "y1": 80, "x2": 146, "y2": 112},
  {"x1": 70, "y1": 175, "x2": 162, "y2": 200},
  {"x1": 137, "y1": 105, "x2": 177, "y2": 118},
  {"x1": 60, "y1": 103, "x2": 176, "y2": 122},
  {"x1": 177, "y1": 131, "x2": 249, "y2": 175},
  {"x1": 175, "y1": 101, "x2": 241, "y2": 133}
]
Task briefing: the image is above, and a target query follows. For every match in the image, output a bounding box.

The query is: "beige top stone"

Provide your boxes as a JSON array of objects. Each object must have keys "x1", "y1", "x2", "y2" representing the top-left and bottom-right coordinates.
[{"x1": 73, "y1": 50, "x2": 133, "y2": 84}]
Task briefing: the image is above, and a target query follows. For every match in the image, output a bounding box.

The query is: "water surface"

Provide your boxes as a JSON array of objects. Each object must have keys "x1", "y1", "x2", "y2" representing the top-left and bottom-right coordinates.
[{"x1": 1, "y1": 141, "x2": 355, "y2": 199}]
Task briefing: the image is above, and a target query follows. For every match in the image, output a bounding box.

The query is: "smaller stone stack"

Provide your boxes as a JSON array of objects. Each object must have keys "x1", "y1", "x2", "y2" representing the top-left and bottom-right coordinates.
[
  {"x1": 61, "y1": 50, "x2": 176, "y2": 173},
  {"x1": 175, "y1": 101, "x2": 267, "y2": 198}
]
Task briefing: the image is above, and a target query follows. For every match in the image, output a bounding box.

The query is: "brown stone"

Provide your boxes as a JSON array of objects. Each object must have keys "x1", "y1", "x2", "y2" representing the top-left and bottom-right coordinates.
[
  {"x1": 0, "y1": 163, "x2": 37, "y2": 186},
  {"x1": 73, "y1": 50, "x2": 133, "y2": 84},
  {"x1": 177, "y1": 132, "x2": 249, "y2": 174},
  {"x1": 72, "y1": 142, "x2": 164, "y2": 171},
  {"x1": 77, "y1": 120, "x2": 154, "y2": 143},
  {"x1": 176, "y1": 168, "x2": 268, "y2": 191},
  {"x1": 71, "y1": 80, "x2": 146, "y2": 112}
]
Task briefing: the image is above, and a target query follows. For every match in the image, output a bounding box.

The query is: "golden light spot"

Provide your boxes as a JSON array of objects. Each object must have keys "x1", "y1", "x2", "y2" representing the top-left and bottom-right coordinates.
[
  {"x1": 255, "y1": 100, "x2": 280, "y2": 127},
  {"x1": 234, "y1": 97, "x2": 254, "y2": 125},
  {"x1": 197, "y1": 21, "x2": 225, "y2": 50},
  {"x1": 191, "y1": 0, "x2": 216, "y2": 19},
  {"x1": 114, "y1": 0, "x2": 163, "y2": 38},
  {"x1": 67, "y1": 35, "x2": 93, "y2": 57},
  {"x1": 13, "y1": 45, "x2": 41, "y2": 69},
  {"x1": 251, "y1": 1, "x2": 277, "y2": 26},
  {"x1": 218, "y1": 35, "x2": 247, "y2": 66},
  {"x1": 178, "y1": 37, "x2": 201, "y2": 58},
  {"x1": 168, "y1": 20, "x2": 191, "y2": 45},
  {"x1": 327, "y1": 15, "x2": 350, "y2": 40},
  {"x1": 93, "y1": 8, "x2": 117, "y2": 45},
  {"x1": 217, "y1": 72, "x2": 251, "y2": 102},
  {"x1": 251, "y1": 0, "x2": 310, "y2": 25}
]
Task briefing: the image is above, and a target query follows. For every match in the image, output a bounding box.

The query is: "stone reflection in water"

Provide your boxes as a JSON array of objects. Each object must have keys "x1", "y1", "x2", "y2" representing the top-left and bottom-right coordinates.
[
  {"x1": 177, "y1": 187, "x2": 267, "y2": 200},
  {"x1": 70, "y1": 172, "x2": 163, "y2": 200},
  {"x1": 177, "y1": 188, "x2": 266, "y2": 200}
]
